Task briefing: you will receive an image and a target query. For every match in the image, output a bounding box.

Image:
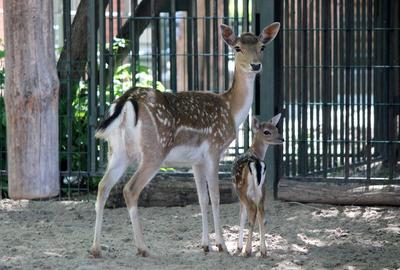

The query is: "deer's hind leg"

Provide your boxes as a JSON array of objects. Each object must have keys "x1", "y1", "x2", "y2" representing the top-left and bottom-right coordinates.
[
  {"x1": 91, "y1": 143, "x2": 130, "y2": 258},
  {"x1": 123, "y1": 159, "x2": 162, "y2": 257}
]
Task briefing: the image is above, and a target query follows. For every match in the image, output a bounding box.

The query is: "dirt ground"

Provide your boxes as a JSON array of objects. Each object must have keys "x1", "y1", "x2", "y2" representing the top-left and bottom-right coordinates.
[{"x1": 0, "y1": 199, "x2": 399, "y2": 270}]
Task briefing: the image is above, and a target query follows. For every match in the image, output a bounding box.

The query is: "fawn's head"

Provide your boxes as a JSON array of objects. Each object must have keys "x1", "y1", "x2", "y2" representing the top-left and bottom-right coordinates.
[
  {"x1": 252, "y1": 113, "x2": 284, "y2": 145},
  {"x1": 220, "y1": 22, "x2": 280, "y2": 73}
]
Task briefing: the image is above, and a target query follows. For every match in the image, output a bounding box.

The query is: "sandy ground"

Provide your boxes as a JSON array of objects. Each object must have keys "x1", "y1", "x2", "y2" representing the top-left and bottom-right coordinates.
[{"x1": 0, "y1": 199, "x2": 399, "y2": 270}]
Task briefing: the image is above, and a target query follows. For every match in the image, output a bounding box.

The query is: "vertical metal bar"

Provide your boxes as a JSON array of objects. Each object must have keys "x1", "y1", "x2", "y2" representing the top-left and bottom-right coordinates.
[
  {"x1": 333, "y1": 0, "x2": 338, "y2": 170},
  {"x1": 361, "y1": 0, "x2": 367, "y2": 169},
  {"x1": 205, "y1": 0, "x2": 211, "y2": 91},
  {"x1": 356, "y1": 0, "x2": 361, "y2": 162},
  {"x1": 308, "y1": 0, "x2": 315, "y2": 174},
  {"x1": 131, "y1": 0, "x2": 137, "y2": 87},
  {"x1": 151, "y1": 0, "x2": 157, "y2": 89},
  {"x1": 296, "y1": 0, "x2": 302, "y2": 177},
  {"x1": 117, "y1": 0, "x2": 121, "y2": 32},
  {"x1": 345, "y1": 0, "x2": 353, "y2": 180},
  {"x1": 223, "y1": 0, "x2": 229, "y2": 90},
  {"x1": 243, "y1": 0, "x2": 249, "y2": 32},
  {"x1": 170, "y1": 0, "x2": 177, "y2": 93},
  {"x1": 290, "y1": 0, "x2": 296, "y2": 176},
  {"x1": 99, "y1": 0, "x2": 105, "y2": 118},
  {"x1": 109, "y1": 0, "x2": 115, "y2": 101},
  {"x1": 192, "y1": 0, "x2": 199, "y2": 90},
  {"x1": 213, "y1": 0, "x2": 219, "y2": 92},
  {"x1": 322, "y1": 0, "x2": 331, "y2": 179},
  {"x1": 315, "y1": 0, "x2": 321, "y2": 173},
  {"x1": 88, "y1": 0, "x2": 97, "y2": 176},
  {"x1": 339, "y1": 0, "x2": 345, "y2": 168},
  {"x1": 98, "y1": 0, "x2": 106, "y2": 175},
  {"x1": 284, "y1": 0, "x2": 290, "y2": 176},
  {"x1": 299, "y1": 0, "x2": 307, "y2": 175}
]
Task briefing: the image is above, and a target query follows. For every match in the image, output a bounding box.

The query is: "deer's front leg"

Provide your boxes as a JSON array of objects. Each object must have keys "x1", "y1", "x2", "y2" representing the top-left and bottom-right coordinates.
[
  {"x1": 244, "y1": 204, "x2": 257, "y2": 257},
  {"x1": 193, "y1": 164, "x2": 211, "y2": 252},
  {"x1": 205, "y1": 158, "x2": 227, "y2": 252},
  {"x1": 237, "y1": 203, "x2": 247, "y2": 253},
  {"x1": 257, "y1": 205, "x2": 267, "y2": 257}
]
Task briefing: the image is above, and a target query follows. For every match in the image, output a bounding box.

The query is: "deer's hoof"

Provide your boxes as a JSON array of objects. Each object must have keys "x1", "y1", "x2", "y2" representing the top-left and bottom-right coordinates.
[
  {"x1": 260, "y1": 250, "x2": 267, "y2": 257},
  {"x1": 202, "y1": 245, "x2": 210, "y2": 253},
  {"x1": 235, "y1": 247, "x2": 243, "y2": 255},
  {"x1": 244, "y1": 250, "x2": 252, "y2": 257},
  {"x1": 137, "y1": 248, "x2": 150, "y2": 257},
  {"x1": 90, "y1": 247, "x2": 102, "y2": 258},
  {"x1": 217, "y1": 243, "x2": 227, "y2": 252}
]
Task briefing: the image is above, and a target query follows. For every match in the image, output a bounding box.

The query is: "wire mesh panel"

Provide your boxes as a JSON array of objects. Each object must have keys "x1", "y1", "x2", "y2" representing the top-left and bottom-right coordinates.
[{"x1": 280, "y1": 0, "x2": 400, "y2": 184}]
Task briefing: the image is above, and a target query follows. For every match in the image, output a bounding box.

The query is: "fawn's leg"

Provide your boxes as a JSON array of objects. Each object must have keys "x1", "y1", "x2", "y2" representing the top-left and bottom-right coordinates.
[
  {"x1": 123, "y1": 160, "x2": 161, "y2": 257},
  {"x1": 193, "y1": 164, "x2": 211, "y2": 252},
  {"x1": 91, "y1": 149, "x2": 129, "y2": 257},
  {"x1": 257, "y1": 205, "x2": 267, "y2": 257},
  {"x1": 244, "y1": 204, "x2": 257, "y2": 257},
  {"x1": 205, "y1": 158, "x2": 227, "y2": 252},
  {"x1": 237, "y1": 203, "x2": 247, "y2": 252}
]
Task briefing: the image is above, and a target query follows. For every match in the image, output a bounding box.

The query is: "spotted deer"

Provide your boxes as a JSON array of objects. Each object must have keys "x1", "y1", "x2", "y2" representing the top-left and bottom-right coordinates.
[
  {"x1": 232, "y1": 114, "x2": 283, "y2": 257},
  {"x1": 90, "y1": 22, "x2": 280, "y2": 258}
]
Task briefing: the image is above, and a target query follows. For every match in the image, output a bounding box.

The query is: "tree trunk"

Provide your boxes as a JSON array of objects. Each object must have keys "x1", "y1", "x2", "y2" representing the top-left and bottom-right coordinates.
[{"x1": 4, "y1": 1, "x2": 60, "y2": 199}]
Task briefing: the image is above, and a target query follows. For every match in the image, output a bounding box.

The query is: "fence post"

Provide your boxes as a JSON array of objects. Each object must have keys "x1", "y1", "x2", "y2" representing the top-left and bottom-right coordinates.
[{"x1": 254, "y1": 0, "x2": 282, "y2": 198}]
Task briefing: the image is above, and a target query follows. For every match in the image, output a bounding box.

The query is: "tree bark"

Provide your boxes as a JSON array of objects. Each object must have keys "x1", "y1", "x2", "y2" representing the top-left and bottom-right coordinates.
[{"x1": 4, "y1": 1, "x2": 60, "y2": 199}]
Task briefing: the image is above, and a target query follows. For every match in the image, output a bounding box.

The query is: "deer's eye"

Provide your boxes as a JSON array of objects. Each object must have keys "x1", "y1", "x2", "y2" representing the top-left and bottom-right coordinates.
[
  {"x1": 260, "y1": 46, "x2": 265, "y2": 52},
  {"x1": 263, "y1": 130, "x2": 271, "y2": 136},
  {"x1": 234, "y1": 46, "x2": 241, "y2": 52}
]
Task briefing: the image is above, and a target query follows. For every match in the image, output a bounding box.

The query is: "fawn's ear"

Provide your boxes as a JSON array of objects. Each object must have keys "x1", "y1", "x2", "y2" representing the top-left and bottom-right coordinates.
[
  {"x1": 220, "y1": 24, "x2": 238, "y2": 47},
  {"x1": 259, "y1": 22, "x2": 280, "y2": 44},
  {"x1": 269, "y1": 113, "x2": 282, "y2": 126},
  {"x1": 252, "y1": 116, "x2": 261, "y2": 132}
]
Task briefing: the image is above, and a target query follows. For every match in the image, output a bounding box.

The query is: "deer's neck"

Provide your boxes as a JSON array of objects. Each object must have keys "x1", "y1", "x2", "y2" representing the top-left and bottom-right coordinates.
[
  {"x1": 250, "y1": 138, "x2": 269, "y2": 160},
  {"x1": 223, "y1": 68, "x2": 256, "y2": 129}
]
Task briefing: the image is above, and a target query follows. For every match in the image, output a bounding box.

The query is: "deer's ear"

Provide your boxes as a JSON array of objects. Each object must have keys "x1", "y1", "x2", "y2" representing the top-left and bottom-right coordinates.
[
  {"x1": 259, "y1": 22, "x2": 280, "y2": 44},
  {"x1": 252, "y1": 116, "x2": 260, "y2": 132},
  {"x1": 269, "y1": 113, "x2": 281, "y2": 126},
  {"x1": 220, "y1": 24, "x2": 238, "y2": 47}
]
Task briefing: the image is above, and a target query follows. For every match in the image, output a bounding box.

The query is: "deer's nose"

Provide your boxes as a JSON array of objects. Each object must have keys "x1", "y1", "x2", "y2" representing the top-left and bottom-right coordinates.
[{"x1": 250, "y1": 63, "x2": 261, "y2": 71}]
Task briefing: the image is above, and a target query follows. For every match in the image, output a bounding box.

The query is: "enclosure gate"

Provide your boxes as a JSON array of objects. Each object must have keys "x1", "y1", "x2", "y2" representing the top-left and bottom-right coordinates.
[{"x1": 277, "y1": 0, "x2": 400, "y2": 205}]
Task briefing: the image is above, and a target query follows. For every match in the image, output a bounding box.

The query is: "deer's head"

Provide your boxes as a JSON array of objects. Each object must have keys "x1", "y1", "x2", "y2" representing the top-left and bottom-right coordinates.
[
  {"x1": 252, "y1": 114, "x2": 284, "y2": 145},
  {"x1": 220, "y1": 22, "x2": 280, "y2": 74}
]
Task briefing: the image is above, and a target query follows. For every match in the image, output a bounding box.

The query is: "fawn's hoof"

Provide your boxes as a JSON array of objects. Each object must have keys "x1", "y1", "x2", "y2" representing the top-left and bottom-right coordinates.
[
  {"x1": 137, "y1": 248, "x2": 150, "y2": 257},
  {"x1": 260, "y1": 250, "x2": 267, "y2": 257},
  {"x1": 202, "y1": 245, "x2": 210, "y2": 253},
  {"x1": 244, "y1": 250, "x2": 252, "y2": 257},
  {"x1": 90, "y1": 247, "x2": 102, "y2": 258}
]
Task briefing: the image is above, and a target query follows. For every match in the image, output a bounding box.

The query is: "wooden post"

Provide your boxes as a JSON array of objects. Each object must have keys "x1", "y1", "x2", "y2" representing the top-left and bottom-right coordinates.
[{"x1": 4, "y1": 1, "x2": 60, "y2": 199}]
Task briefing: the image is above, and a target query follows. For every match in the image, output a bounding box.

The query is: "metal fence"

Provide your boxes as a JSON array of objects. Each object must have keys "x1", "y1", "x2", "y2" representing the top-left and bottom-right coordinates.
[
  {"x1": 1, "y1": 0, "x2": 398, "y2": 199},
  {"x1": 279, "y1": 0, "x2": 400, "y2": 185}
]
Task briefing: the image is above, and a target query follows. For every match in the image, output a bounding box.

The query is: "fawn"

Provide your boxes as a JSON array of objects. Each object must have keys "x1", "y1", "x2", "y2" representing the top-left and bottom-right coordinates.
[
  {"x1": 232, "y1": 114, "x2": 283, "y2": 257},
  {"x1": 91, "y1": 23, "x2": 280, "y2": 257}
]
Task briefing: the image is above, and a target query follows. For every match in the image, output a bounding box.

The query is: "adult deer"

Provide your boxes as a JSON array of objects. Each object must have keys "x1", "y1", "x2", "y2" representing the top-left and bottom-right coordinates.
[{"x1": 91, "y1": 22, "x2": 280, "y2": 257}]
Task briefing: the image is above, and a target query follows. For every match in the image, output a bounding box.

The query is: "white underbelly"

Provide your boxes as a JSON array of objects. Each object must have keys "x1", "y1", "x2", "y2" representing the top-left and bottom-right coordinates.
[{"x1": 163, "y1": 142, "x2": 210, "y2": 167}]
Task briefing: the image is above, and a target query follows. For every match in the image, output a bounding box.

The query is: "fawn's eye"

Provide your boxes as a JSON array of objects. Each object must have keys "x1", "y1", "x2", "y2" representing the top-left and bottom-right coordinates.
[
  {"x1": 263, "y1": 130, "x2": 271, "y2": 136},
  {"x1": 260, "y1": 46, "x2": 265, "y2": 52},
  {"x1": 234, "y1": 46, "x2": 241, "y2": 52}
]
